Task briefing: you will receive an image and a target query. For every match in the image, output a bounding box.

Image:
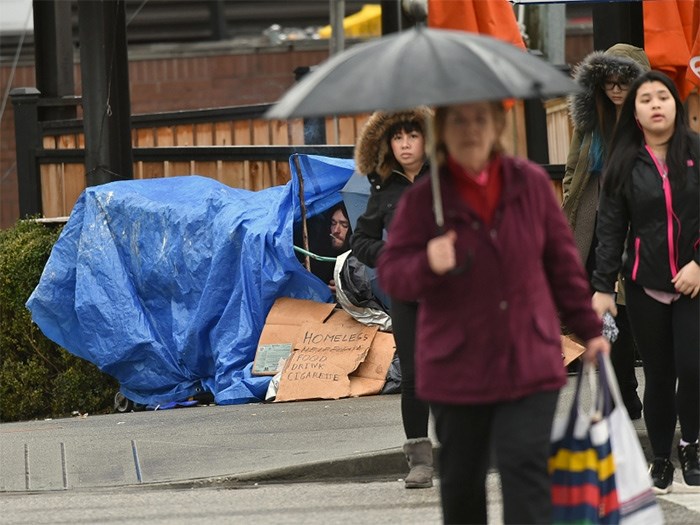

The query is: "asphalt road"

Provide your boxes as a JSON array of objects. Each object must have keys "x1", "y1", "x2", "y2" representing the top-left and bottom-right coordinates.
[{"x1": 2, "y1": 474, "x2": 699, "y2": 525}]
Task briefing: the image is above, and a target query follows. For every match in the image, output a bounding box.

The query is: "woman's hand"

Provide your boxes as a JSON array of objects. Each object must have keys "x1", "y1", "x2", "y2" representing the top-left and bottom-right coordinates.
[
  {"x1": 582, "y1": 335, "x2": 611, "y2": 363},
  {"x1": 672, "y1": 260, "x2": 700, "y2": 298},
  {"x1": 427, "y1": 230, "x2": 457, "y2": 275},
  {"x1": 592, "y1": 291, "x2": 617, "y2": 318}
]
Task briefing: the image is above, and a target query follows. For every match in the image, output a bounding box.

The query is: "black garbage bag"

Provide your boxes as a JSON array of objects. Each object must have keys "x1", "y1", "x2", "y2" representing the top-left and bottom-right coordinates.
[
  {"x1": 380, "y1": 352, "x2": 402, "y2": 394},
  {"x1": 340, "y1": 254, "x2": 388, "y2": 313}
]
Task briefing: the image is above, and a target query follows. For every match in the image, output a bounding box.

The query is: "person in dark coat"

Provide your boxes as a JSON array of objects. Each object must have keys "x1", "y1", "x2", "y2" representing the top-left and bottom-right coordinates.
[
  {"x1": 351, "y1": 106, "x2": 434, "y2": 488},
  {"x1": 563, "y1": 43, "x2": 650, "y2": 419},
  {"x1": 592, "y1": 71, "x2": 700, "y2": 494},
  {"x1": 377, "y1": 101, "x2": 609, "y2": 524}
]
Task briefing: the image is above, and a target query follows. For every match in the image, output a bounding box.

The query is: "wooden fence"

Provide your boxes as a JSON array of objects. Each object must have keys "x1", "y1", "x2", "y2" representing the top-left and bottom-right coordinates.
[{"x1": 34, "y1": 99, "x2": 569, "y2": 218}]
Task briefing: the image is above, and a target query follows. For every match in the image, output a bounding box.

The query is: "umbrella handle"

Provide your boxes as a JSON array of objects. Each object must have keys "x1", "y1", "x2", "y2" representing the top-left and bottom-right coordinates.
[
  {"x1": 430, "y1": 159, "x2": 445, "y2": 229},
  {"x1": 432, "y1": 224, "x2": 472, "y2": 276},
  {"x1": 427, "y1": 123, "x2": 445, "y2": 230},
  {"x1": 425, "y1": 114, "x2": 468, "y2": 275},
  {"x1": 448, "y1": 249, "x2": 472, "y2": 276}
]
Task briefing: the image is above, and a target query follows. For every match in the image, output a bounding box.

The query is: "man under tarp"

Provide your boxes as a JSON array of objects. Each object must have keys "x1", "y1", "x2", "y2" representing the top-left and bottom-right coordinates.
[{"x1": 26, "y1": 155, "x2": 355, "y2": 407}]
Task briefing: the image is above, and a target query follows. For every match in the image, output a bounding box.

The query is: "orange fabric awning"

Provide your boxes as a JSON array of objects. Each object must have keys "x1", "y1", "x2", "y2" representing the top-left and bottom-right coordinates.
[
  {"x1": 428, "y1": 0, "x2": 525, "y2": 111},
  {"x1": 428, "y1": 0, "x2": 525, "y2": 49},
  {"x1": 687, "y1": 6, "x2": 700, "y2": 90},
  {"x1": 644, "y1": 0, "x2": 700, "y2": 99}
]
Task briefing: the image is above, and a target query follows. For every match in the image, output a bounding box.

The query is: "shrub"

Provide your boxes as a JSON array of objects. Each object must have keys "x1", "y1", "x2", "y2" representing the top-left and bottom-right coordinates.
[{"x1": 0, "y1": 219, "x2": 118, "y2": 422}]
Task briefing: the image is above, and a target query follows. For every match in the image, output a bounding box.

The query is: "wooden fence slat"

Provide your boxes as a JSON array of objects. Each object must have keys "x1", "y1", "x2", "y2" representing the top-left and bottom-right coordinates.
[
  {"x1": 219, "y1": 160, "x2": 246, "y2": 189},
  {"x1": 545, "y1": 97, "x2": 571, "y2": 164},
  {"x1": 260, "y1": 161, "x2": 272, "y2": 189},
  {"x1": 337, "y1": 116, "x2": 356, "y2": 144},
  {"x1": 193, "y1": 160, "x2": 218, "y2": 179},
  {"x1": 271, "y1": 120, "x2": 289, "y2": 146},
  {"x1": 354, "y1": 114, "x2": 370, "y2": 136},
  {"x1": 57, "y1": 134, "x2": 77, "y2": 149},
  {"x1": 498, "y1": 100, "x2": 528, "y2": 158},
  {"x1": 244, "y1": 160, "x2": 252, "y2": 189},
  {"x1": 195, "y1": 123, "x2": 214, "y2": 146},
  {"x1": 274, "y1": 161, "x2": 291, "y2": 186},
  {"x1": 62, "y1": 163, "x2": 86, "y2": 215},
  {"x1": 233, "y1": 120, "x2": 252, "y2": 145},
  {"x1": 43, "y1": 136, "x2": 57, "y2": 149},
  {"x1": 40, "y1": 164, "x2": 63, "y2": 217},
  {"x1": 156, "y1": 126, "x2": 175, "y2": 146},
  {"x1": 169, "y1": 161, "x2": 192, "y2": 177},
  {"x1": 214, "y1": 122, "x2": 232, "y2": 145},
  {"x1": 325, "y1": 117, "x2": 338, "y2": 145},
  {"x1": 175, "y1": 125, "x2": 194, "y2": 146},
  {"x1": 252, "y1": 120, "x2": 271, "y2": 145},
  {"x1": 141, "y1": 162, "x2": 165, "y2": 179},
  {"x1": 135, "y1": 128, "x2": 155, "y2": 148},
  {"x1": 288, "y1": 118, "x2": 304, "y2": 145}
]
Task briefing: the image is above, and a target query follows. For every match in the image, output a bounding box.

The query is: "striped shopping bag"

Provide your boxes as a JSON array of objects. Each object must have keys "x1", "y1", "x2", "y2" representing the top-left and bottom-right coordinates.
[{"x1": 549, "y1": 360, "x2": 620, "y2": 524}]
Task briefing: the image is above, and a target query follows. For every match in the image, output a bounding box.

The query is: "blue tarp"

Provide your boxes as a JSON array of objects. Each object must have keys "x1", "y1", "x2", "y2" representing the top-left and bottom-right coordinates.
[{"x1": 26, "y1": 154, "x2": 355, "y2": 406}]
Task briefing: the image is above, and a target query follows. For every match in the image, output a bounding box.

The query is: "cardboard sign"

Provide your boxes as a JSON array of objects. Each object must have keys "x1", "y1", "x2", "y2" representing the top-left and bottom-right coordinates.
[
  {"x1": 252, "y1": 298, "x2": 336, "y2": 376},
  {"x1": 349, "y1": 330, "x2": 396, "y2": 396},
  {"x1": 275, "y1": 321, "x2": 378, "y2": 402},
  {"x1": 561, "y1": 335, "x2": 586, "y2": 366}
]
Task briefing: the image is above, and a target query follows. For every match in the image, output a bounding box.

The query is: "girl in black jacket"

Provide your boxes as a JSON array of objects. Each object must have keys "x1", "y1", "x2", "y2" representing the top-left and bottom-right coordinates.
[
  {"x1": 351, "y1": 107, "x2": 433, "y2": 488},
  {"x1": 592, "y1": 71, "x2": 700, "y2": 494}
]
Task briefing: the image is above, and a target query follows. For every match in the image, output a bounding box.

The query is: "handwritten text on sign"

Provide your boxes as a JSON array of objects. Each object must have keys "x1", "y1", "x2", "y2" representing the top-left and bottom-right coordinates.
[{"x1": 274, "y1": 322, "x2": 378, "y2": 401}]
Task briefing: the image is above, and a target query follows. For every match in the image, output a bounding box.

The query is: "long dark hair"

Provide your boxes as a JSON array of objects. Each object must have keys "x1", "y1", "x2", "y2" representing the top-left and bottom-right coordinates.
[
  {"x1": 603, "y1": 71, "x2": 692, "y2": 196},
  {"x1": 595, "y1": 84, "x2": 619, "y2": 147}
]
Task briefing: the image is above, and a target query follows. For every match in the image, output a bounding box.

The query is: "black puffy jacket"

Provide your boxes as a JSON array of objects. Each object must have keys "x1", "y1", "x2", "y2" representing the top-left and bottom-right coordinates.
[
  {"x1": 592, "y1": 136, "x2": 700, "y2": 294},
  {"x1": 350, "y1": 165, "x2": 428, "y2": 267}
]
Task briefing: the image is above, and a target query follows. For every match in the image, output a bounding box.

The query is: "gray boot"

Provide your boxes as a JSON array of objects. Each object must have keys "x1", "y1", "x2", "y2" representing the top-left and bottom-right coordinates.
[{"x1": 403, "y1": 437, "x2": 434, "y2": 488}]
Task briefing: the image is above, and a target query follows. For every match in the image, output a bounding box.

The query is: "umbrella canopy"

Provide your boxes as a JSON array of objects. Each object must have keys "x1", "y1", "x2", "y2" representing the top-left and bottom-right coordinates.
[
  {"x1": 266, "y1": 25, "x2": 579, "y2": 119},
  {"x1": 340, "y1": 171, "x2": 371, "y2": 231}
]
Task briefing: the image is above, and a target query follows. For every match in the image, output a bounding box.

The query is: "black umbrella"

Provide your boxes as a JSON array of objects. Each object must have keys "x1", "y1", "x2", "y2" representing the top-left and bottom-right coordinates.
[{"x1": 267, "y1": 25, "x2": 580, "y2": 227}]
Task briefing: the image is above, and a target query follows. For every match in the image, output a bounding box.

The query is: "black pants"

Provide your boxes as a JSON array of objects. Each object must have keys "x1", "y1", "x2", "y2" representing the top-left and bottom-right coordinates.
[
  {"x1": 431, "y1": 390, "x2": 559, "y2": 525},
  {"x1": 609, "y1": 304, "x2": 640, "y2": 403},
  {"x1": 625, "y1": 281, "x2": 700, "y2": 457},
  {"x1": 391, "y1": 299, "x2": 429, "y2": 439},
  {"x1": 586, "y1": 232, "x2": 640, "y2": 405}
]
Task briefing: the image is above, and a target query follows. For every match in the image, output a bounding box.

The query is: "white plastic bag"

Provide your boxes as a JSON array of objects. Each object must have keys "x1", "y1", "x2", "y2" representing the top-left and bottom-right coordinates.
[{"x1": 600, "y1": 353, "x2": 664, "y2": 524}]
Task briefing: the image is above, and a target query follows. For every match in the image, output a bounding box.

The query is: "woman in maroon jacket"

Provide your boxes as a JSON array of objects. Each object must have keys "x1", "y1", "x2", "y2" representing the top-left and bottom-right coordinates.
[{"x1": 376, "y1": 101, "x2": 610, "y2": 525}]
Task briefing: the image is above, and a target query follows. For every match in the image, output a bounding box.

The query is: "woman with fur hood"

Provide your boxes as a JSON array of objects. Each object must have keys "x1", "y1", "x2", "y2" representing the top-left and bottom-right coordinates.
[
  {"x1": 351, "y1": 107, "x2": 434, "y2": 488},
  {"x1": 563, "y1": 43, "x2": 650, "y2": 419}
]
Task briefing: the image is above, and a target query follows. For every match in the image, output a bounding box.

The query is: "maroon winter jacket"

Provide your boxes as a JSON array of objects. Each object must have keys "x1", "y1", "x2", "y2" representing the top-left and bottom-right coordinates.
[{"x1": 377, "y1": 155, "x2": 602, "y2": 404}]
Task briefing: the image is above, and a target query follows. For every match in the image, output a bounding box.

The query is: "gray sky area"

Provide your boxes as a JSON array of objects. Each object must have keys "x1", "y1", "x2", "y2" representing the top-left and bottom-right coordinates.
[{"x1": 0, "y1": 0, "x2": 34, "y2": 32}]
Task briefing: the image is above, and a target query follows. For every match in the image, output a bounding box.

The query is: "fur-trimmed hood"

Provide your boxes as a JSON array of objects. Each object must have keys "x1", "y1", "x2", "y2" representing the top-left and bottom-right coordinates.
[
  {"x1": 354, "y1": 106, "x2": 432, "y2": 180},
  {"x1": 569, "y1": 44, "x2": 650, "y2": 132}
]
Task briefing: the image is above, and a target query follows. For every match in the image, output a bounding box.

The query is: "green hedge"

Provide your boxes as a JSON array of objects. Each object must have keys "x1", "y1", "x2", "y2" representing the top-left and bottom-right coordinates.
[{"x1": 0, "y1": 219, "x2": 118, "y2": 422}]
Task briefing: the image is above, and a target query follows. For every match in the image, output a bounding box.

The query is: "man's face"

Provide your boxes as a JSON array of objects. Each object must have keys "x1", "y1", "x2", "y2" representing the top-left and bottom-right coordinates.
[{"x1": 330, "y1": 209, "x2": 349, "y2": 249}]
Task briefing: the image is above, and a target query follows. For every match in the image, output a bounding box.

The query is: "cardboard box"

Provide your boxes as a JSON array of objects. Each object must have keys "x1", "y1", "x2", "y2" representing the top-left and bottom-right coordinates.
[
  {"x1": 252, "y1": 298, "x2": 336, "y2": 376},
  {"x1": 561, "y1": 334, "x2": 586, "y2": 366},
  {"x1": 275, "y1": 320, "x2": 378, "y2": 402},
  {"x1": 254, "y1": 297, "x2": 396, "y2": 402}
]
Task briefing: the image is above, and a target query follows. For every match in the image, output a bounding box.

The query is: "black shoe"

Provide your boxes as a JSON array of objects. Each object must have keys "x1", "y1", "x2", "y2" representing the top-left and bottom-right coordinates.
[
  {"x1": 678, "y1": 443, "x2": 700, "y2": 489},
  {"x1": 649, "y1": 457, "x2": 674, "y2": 494}
]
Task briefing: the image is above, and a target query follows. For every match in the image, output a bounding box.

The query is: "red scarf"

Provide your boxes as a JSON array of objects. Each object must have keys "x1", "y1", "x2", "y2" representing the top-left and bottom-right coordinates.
[{"x1": 448, "y1": 154, "x2": 503, "y2": 226}]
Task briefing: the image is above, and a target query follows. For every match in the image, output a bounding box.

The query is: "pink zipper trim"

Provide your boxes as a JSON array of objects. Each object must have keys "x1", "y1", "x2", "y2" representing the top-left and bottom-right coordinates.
[
  {"x1": 632, "y1": 237, "x2": 641, "y2": 281},
  {"x1": 644, "y1": 145, "x2": 679, "y2": 276}
]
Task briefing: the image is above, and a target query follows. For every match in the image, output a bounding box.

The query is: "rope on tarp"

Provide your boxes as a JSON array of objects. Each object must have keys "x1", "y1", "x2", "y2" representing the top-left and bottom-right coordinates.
[{"x1": 293, "y1": 245, "x2": 337, "y2": 263}]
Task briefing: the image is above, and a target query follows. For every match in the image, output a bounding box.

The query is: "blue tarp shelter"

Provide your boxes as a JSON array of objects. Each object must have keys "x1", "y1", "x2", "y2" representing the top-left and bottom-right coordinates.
[{"x1": 26, "y1": 155, "x2": 355, "y2": 406}]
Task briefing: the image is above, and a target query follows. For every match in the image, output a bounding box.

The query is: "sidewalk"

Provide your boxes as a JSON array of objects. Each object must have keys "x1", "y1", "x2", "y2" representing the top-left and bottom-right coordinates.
[{"x1": 0, "y1": 372, "x2": 651, "y2": 492}]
